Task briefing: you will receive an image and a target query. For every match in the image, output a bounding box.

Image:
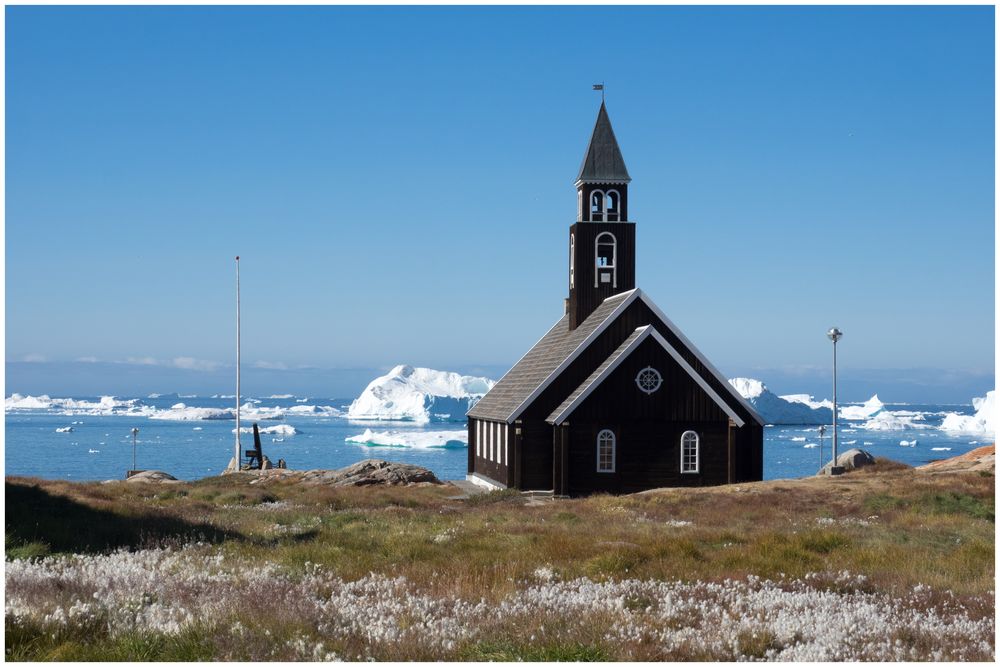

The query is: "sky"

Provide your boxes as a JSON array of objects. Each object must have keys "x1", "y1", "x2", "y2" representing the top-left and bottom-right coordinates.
[{"x1": 5, "y1": 6, "x2": 995, "y2": 401}]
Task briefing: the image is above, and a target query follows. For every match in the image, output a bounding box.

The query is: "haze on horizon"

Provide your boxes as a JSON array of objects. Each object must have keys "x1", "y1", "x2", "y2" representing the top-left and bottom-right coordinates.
[{"x1": 5, "y1": 7, "x2": 995, "y2": 403}]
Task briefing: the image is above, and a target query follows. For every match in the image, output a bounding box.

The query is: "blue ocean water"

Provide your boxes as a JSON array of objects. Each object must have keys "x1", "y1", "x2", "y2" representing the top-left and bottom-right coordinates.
[{"x1": 3, "y1": 395, "x2": 987, "y2": 483}]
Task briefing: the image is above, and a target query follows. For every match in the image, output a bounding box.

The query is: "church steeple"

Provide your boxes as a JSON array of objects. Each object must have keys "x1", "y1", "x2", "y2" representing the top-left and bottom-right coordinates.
[{"x1": 567, "y1": 102, "x2": 636, "y2": 330}]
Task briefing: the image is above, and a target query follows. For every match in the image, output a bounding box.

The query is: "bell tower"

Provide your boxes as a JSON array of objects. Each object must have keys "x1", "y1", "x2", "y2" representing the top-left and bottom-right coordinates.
[{"x1": 568, "y1": 101, "x2": 635, "y2": 330}]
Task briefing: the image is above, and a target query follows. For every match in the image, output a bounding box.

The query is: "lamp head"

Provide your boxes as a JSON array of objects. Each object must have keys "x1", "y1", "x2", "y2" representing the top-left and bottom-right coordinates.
[{"x1": 827, "y1": 327, "x2": 843, "y2": 343}]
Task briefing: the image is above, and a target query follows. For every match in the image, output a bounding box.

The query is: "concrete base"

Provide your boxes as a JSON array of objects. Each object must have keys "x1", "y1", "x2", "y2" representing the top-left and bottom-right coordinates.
[
  {"x1": 466, "y1": 472, "x2": 506, "y2": 491},
  {"x1": 827, "y1": 465, "x2": 846, "y2": 476}
]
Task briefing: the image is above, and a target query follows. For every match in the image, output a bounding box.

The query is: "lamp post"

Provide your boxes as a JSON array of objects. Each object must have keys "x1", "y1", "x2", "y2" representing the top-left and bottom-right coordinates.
[
  {"x1": 131, "y1": 427, "x2": 139, "y2": 473},
  {"x1": 827, "y1": 327, "x2": 843, "y2": 472},
  {"x1": 818, "y1": 424, "x2": 827, "y2": 469}
]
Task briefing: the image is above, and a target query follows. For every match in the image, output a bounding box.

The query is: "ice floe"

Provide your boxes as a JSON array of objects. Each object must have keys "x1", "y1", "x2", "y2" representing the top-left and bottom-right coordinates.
[
  {"x1": 55, "y1": 426, "x2": 73, "y2": 433},
  {"x1": 347, "y1": 365, "x2": 495, "y2": 423},
  {"x1": 861, "y1": 411, "x2": 928, "y2": 431},
  {"x1": 728, "y1": 378, "x2": 832, "y2": 425},
  {"x1": 345, "y1": 428, "x2": 468, "y2": 448},
  {"x1": 232, "y1": 424, "x2": 300, "y2": 436}
]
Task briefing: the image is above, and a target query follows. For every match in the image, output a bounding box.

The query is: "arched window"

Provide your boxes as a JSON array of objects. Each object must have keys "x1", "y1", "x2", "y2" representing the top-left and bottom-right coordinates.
[
  {"x1": 605, "y1": 190, "x2": 620, "y2": 221},
  {"x1": 590, "y1": 190, "x2": 605, "y2": 222},
  {"x1": 595, "y1": 232, "x2": 617, "y2": 287},
  {"x1": 569, "y1": 233, "x2": 575, "y2": 289},
  {"x1": 597, "y1": 429, "x2": 615, "y2": 473},
  {"x1": 681, "y1": 431, "x2": 699, "y2": 474}
]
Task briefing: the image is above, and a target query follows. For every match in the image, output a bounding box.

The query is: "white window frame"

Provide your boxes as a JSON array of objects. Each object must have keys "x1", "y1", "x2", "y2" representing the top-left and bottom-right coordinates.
[
  {"x1": 595, "y1": 232, "x2": 617, "y2": 288},
  {"x1": 490, "y1": 422, "x2": 495, "y2": 462},
  {"x1": 596, "y1": 429, "x2": 616, "y2": 473},
  {"x1": 605, "y1": 189, "x2": 620, "y2": 221},
  {"x1": 569, "y1": 233, "x2": 575, "y2": 289},
  {"x1": 476, "y1": 420, "x2": 482, "y2": 457},
  {"x1": 590, "y1": 190, "x2": 605, "y2": 221},
  {"x1": 501, "y1": 424, "x2": 506, "y2": 466},
  {"x1": 681, "y1": 430, "x2": 700, "y2": 474}
]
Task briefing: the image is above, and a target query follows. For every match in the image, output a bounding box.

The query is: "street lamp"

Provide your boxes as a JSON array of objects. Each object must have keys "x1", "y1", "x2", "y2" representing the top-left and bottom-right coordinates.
[
  {"x1": 818, "y1": 424, "x2": 827, "y2": 469},
  {"x1": 827, "y1": 327, "x2": 843, "y2": 473}
]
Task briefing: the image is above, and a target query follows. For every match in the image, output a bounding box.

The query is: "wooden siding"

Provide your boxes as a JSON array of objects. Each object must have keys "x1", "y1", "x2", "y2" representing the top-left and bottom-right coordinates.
[
  {"x1": 556, "y1": 336, "x2": 733, "y2": 494},
  {"x1": 470, "y1": 419, "x2": 511, "y2": 487}
]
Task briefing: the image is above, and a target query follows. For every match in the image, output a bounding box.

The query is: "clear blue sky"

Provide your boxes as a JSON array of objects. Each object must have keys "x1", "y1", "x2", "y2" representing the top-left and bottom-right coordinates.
[{"x1": 6, "y1": 6, "x2": 995, "y2": 399}]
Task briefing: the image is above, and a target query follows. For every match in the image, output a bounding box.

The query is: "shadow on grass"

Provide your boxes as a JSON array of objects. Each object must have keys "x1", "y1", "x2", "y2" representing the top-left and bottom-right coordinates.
[{"x1": 5, "y1": 481, "x2": 243, "y2": 556}]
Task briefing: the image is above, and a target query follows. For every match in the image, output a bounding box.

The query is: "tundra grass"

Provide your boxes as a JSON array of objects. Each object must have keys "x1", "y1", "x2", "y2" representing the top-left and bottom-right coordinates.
[{"x1": 5, "y1": 463, "x2": 994, "y2": 661}]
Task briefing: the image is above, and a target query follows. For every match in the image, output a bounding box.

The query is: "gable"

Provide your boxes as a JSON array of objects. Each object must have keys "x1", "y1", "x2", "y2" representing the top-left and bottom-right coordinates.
[
  {"x1": 467, "y1": 288, "x2": 764, "y2": 427},
  {"x1": 547, "y1": 326, "x2": 744, "y2": 426}
]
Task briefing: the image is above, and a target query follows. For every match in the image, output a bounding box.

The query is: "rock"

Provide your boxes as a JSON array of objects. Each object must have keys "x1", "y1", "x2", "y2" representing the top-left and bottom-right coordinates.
[
  {"x1": 248, "y1": 459, "x2": 440, "y2": 487},
  {"x1": 918, "y1": 444, "x2": 995, "y2": 474},
  {"x1": 125, "y1": 470, "x2": 180, "y2": 483},
  {"x1": 817, "y1": 448, "x2": 876, "y2": 476},
  {"x1": 261, "y1": 455, "x2": 274, "y2": 470}
]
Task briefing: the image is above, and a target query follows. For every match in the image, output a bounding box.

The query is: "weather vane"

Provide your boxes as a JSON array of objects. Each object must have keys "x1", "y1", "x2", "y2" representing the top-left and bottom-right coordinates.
[{"x1": 593, "y1": 82, "x2": 604, "y2": 101}]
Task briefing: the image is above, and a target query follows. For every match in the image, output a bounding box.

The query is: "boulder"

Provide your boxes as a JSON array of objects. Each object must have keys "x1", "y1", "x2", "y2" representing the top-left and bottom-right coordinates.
[
  {"x1": 125, "y1": 470, "x2": 180, "y2": 483},
  {"x1": 817, "y1": 448, "x2": 876, "y2": 476}
]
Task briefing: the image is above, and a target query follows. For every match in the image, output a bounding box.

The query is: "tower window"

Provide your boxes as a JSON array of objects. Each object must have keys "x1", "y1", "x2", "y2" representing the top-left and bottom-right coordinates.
[
  {"x1": 606, "y1": 190, "x2": 620, "y2": 221},
  {"x1": 681, "y1": 431, "x2": 700, "y2": 474},
  {"x1": 569, "y1": 233, "x2": 575, "y2": 289},
  {"x1": 595, "y1": 232, "x2": 617, "y2": 287},
  {"x1": 597, "y1": 429, "x2": 616, "y2": 473},
  {"x1": 590, "y1": 190, "x2": 605, "y2": 222}
]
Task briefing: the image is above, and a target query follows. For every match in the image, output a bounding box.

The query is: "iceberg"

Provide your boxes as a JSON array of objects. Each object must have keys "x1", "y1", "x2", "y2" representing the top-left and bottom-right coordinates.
[
  {"x1": 840, "y1": 395, "x2": 884, "y2": 421},
  {"x1": 347, "y1": 365, "x2": 495, "y2": 423},
  {"x1": 939, "y1": 391, "x2": 995, "y2": 435},
  {"x1": 152, "y1": 403, "x2": 236, "y2": 421},
  {"x1": 727, "y1": 378, "x2": 832, "y2": 425},
  {"x1": 55, "y1": 426, "x2": 73, "y2": 433},
  {"x1": 6, "y1": 394, "x2": 54, "y2": 410},
  {"x1": 781, "y1": 394, "x2": 834, "y2": 410},
  {"x1": 861, "y1": 411, "x2": 928, "y2": 431},
  {"x1": 345, "y1": 428, "x2": 468, "y2": 448}
]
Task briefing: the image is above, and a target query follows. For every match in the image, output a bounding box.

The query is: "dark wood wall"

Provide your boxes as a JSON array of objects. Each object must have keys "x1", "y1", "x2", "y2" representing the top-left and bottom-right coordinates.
[
  {"x1": 469, "y1": 418, "x2": 510, "y2": 486},
  {"x1": 556, "y1": 336, "x2": 733, "y2": 495},
  {"x1": 568, "y1": 222, "x2": 636, "y2": 329}
]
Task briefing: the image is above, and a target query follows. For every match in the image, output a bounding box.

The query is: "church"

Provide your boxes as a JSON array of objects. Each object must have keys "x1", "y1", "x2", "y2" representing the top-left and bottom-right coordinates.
[{"x1": 466, "y1": 101, "x2": 765, "y2": 496}]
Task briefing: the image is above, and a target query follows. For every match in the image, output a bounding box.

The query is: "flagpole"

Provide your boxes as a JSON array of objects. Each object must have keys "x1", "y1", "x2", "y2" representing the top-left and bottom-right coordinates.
[{"x1": 235, "y1": 255, "x2": 241, "y2": 469}]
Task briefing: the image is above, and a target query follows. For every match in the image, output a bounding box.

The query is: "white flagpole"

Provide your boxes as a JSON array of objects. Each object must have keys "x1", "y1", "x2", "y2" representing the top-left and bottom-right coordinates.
[{"x1": 235, "y1": 255, "x2": 241, "y2": 469}]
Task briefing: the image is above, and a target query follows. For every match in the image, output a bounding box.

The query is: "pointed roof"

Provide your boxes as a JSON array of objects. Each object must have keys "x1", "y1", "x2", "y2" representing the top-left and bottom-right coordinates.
[{"x1": 576, "y1": 101, "x2": 631, "y2": 185}]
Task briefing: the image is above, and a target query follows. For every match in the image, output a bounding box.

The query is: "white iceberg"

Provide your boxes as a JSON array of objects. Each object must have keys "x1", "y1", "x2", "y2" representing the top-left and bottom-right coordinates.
[
  {"x1": 55, "y1": 426, "x2": 73, "y2": 433},
  {"x1": 781, "y1": 393, "x2": 834, "y2": 410},
  {"x1": 862, "y1": 411, "x2": 928, "y2": 431},
  {"x1": 939, "y1": 391, "x2": 995, "y2": 435},
  {"x1": 840, "y1": 395, "x2": 884, "y2": 420},
  {"x1": 347, "y1": 365, "x2": 495, "y2": 423},
  {"x1": 727, "y1": 378, "x2": 832, "y2": 425},
  {"x1": 345, "y1": 428, "x2": 468, "y2": 448},
  {"x1": 6, "y1": 394, "x2": 54, "y2": 410},
  {"x1": 151, "y1": 403, "x2": 236, "y2": 421},
  {"x1": 232, "y1": 424, "x2": 300, "y2": 436}
]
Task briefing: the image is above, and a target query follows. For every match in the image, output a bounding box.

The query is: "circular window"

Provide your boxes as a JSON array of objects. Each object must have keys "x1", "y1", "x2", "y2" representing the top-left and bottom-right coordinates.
[{"x1": 635, "y1": 367, "x2": 662, "y2": 394}]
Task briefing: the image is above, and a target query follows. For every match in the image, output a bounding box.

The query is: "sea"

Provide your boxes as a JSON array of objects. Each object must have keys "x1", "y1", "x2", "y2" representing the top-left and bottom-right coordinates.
[{"x1": 3, "y1": 394, "x2": 988, "y2": 483}]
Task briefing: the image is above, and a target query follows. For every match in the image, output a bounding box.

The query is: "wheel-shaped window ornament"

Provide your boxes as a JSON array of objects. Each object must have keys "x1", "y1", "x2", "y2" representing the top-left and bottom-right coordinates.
[{"x1": 636, "y1": 367, "x2": 662, "y2": 394}]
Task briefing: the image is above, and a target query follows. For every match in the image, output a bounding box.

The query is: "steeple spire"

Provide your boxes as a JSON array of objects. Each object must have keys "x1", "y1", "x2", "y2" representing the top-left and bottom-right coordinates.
[{"x1": 575, "y1": 101, "x2": 631, "y2": 186}]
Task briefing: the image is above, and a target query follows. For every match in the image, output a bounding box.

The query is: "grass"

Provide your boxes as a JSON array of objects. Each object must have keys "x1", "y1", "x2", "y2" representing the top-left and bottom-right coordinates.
[{"x1": 4, "y1": 464, "x2": 994, "y2": 660}]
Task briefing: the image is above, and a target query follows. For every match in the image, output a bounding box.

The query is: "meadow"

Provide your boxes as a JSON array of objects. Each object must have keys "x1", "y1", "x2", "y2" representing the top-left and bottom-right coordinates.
[{"x1": 5, "y1": 460, "x2": 995, "y2": 661}]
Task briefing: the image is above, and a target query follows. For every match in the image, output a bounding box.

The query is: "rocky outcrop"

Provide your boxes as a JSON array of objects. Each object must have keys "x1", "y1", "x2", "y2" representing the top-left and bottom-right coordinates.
[
  {"x1": 247, "y1": 459, "x2": 441, "y2": 487},
  {"x1": 817, "y1": 448, "x2": 876, "y2": 476},
  {"x1": 918, "y1": 444, "x2": 995, "y2": 474}
]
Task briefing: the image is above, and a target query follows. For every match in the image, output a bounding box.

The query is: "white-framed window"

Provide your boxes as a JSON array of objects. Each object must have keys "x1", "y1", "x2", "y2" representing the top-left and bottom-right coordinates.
[
  {"x1": 476, "y1": 420, "x2": 482, "y2": 457},
  {"x1": 595, "y1": 232, "x2": 617, "y2": 288},
  {"x1": 606, "y1": 189, "x2": 620, "y2": 221},
  {"x1": 596, "y1": 429, "x2": 616, "y2": 473},
  {"x1": 569, "y1": 233, "x2": 575, "y2": 289},
  {"x1": 590, "y1": 190, "x2": 605, "y2": 221},
  {"x1": 681, "y1": 431, "x2": 699, "y2": 474},
  {"x1": 636, "y1": 366, "x2": 663, "y2": 394},
  {"x1": 490, "y1": 422, "x2": 495, "y2": 461},
  {"x1": 577, "y1": 190, "x2": 584, "y2": 221}
]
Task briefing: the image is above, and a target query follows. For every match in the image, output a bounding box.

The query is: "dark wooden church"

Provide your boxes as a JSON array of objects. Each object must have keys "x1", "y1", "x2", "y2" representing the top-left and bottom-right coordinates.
[{"x1": 466, "y1": 102, "x2": 764, "y2": 496}]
